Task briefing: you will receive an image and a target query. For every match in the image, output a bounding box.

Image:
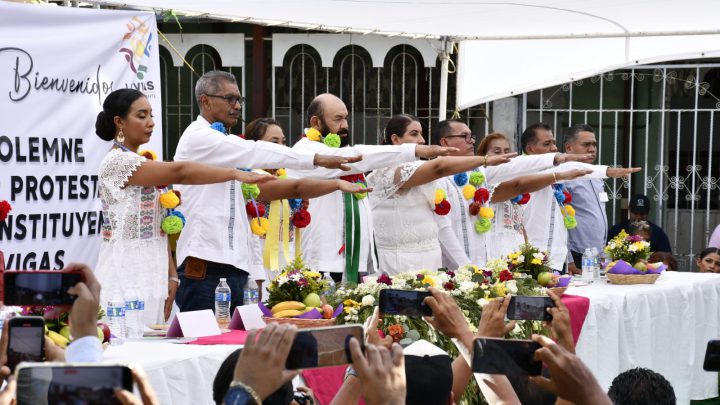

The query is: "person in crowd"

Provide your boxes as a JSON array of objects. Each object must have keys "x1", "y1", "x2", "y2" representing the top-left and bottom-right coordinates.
[
  {"x1": 242, "y1": 117, "x2": 371, "y2": 300},
  {"x1": 286, "y1": 94, "x2": 457, "y2": 283},
  {"x1": 172, "y1": 72, "x2": 364, "y2": 314},
  {"x1": 709, "y1": 224, "x2": 720, "y2": 249},
  {"x1": 608, "y1": 194, "x2": 672, "y2": 254},
  {"x1": 433, "y1": 120, "x2": 597, "y2": 267},
  {"x1": 521, "y1": 123, "x2": 640, "y2": 271},
  {"x1": 94, "y1": 88, "x2": 277, "y2": 324},
  {"x1": 562, "y1": 124, "x2": 610, "y2": 275},
  {"x1": 607, "y1": 367, "x2": 676, "y2": 405},
  {"x1": 648, "y1": 251, "x2": 678, "y2": 271},
  {"x1": 475, "y1": 132, "x2": 593, "y2": 262},
  {"x1": 696, "y1": 247, "x2": 720, "y2": 273},
  {"x1": 367, "y1": 114, "x2": 515, "y2": 274}
]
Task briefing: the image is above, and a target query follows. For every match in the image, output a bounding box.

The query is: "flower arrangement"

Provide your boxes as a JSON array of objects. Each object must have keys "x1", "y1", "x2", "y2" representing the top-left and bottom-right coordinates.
[
  {"x1": 603, "y1": 230, "x2": 663, "y2": 275},
  {"x1": 504, "y1": 243, "x2": 553, "y2": 282},
  {"x1": 329, "y1": 266, "x2": 547, "y2": 405},
  {"x1": 265, "y1": 257, "x2": 329, "y2": 308}
]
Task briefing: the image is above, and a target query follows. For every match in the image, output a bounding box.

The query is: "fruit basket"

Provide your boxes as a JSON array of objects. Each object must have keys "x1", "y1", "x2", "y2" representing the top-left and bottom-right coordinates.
[
  {"x1": 605, "y1": 260, "x2": 665, "y2": 285},
  {"x1": 261, "y1": 258, "x2": 342, "y2": 327}
]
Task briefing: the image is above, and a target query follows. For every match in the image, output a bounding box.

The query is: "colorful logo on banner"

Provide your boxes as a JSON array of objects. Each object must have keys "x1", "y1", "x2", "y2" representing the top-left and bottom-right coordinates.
[{"x1": 119, "y1": 16, "x2": 153, "y2": 80}]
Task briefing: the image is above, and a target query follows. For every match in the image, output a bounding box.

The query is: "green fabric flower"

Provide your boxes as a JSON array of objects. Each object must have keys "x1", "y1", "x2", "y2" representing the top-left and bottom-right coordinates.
[
  {"x1": 469, "y1": 171, "x2": 486, "y2": 187},
  {"x1": 241, "y1": 183, "x2": 260, "y2": 200},
  {"x1": 564, "y1": 215, "x2": 577, "y2": 229},
  {"x1": 323, "y1": 133, "x2": 341, "y2": 148},
  {"x1": 161, "y1": 215, "x2": 184, "y2": 235},
  {"x1": 474, "y1": 217, "x2": 492, "y2": 233}
]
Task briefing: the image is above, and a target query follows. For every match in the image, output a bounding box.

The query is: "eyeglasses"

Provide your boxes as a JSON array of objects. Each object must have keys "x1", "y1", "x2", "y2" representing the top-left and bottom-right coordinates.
[
  {"x1": 205, "y1": 94, "x2": 246, "y2": 106},
  {"x1": 444, "y1": 133, "x2": 476, "y2": 143}
]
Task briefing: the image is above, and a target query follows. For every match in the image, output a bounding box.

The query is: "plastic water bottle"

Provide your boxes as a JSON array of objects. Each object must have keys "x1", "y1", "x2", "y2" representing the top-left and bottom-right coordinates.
[
  {"x1": 243, "y1": 281, "x2": 259, "y2": 305},
  {"x1": 135, "y1": 293, "x2": 146, "y2": 337},
  {"x1": 581, "y1": 248, "x2": 594, "y2": 283},
  {"x1": 124, "y1": 289, "x2": 139, "y2": 339},
  {"x1": 107, "y1": 294, "x2": 127, "y2": 346},
  {"x1": 215, "y1": 278, "x2": 231, "y2": 329},
  {"x1": 323, "y1": 272, "x2": 336, "y2": 296},
  {"x1": 590, "y1": 247, "x2": 601, "y2": 283}
]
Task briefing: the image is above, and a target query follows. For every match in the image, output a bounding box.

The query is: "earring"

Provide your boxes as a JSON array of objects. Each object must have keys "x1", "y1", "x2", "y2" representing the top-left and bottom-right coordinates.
[{"x1": 116, "y1": 129, "x2": 125, "y2": 144}]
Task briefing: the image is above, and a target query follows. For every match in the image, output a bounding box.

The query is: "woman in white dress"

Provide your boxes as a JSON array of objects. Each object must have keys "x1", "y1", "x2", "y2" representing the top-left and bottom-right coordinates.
[
  {"x1": 367, "y1": 115, "x2": 515, "y2": 275},
  {"x1": 476, "y1": 133, "x2": 590, "y2": 260},
  {"x1": 95, "y1": 89, "x2": 275, "y2": 325}
]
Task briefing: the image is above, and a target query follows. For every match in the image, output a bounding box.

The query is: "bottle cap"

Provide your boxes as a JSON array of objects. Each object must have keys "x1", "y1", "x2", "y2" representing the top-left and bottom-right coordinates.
[{"x1": 220, "y1": 278, "x2": 227, "y2": 281}]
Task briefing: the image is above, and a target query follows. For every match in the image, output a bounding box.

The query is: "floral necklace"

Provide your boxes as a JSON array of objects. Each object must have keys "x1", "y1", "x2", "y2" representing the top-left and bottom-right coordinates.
[
  {"x1": 112, "y1": 141, "x2": 186, "y2": 235},
  {"x1": 552, "y1": 184, "x2": 577, "y2": 229},
  {"x1": 453, "y1": 170, "x2": 532, "y2": 233},
  {"x1": 305, "y1": 127, "x2": 341, "y2": 148}
]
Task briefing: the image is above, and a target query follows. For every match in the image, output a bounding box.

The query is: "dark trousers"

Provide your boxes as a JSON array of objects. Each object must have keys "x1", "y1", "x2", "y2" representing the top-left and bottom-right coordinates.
[
  {"x1": 175, "y1": 259, "x2": 249, "y2": 316},
  {"x1": 570, "y1": 250, "x2": 583, "y2": 268}
]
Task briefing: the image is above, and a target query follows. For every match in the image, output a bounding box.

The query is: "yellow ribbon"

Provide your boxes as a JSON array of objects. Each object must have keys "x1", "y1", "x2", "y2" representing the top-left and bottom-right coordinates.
[
  {"x1": 281, "y1": 199, "x2": 292, "y2": 264},
  {"x1": 295, "y1": 228, "x2": 302, "y2": 259},
  {"x1": 263, "y1": 200, "x2": 282, "y2": 271}
]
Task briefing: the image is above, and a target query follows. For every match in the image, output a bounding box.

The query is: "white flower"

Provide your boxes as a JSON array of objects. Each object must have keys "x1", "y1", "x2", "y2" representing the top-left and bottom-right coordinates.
[
  {"x1": 628, "y1": 245, "x2": 639, "y2": 252},
  {"x1": 506, "y1": 280, "x2": 518, "y2": 294},
  {"x1": 361, "y1": 295, "x2": 375, "y2": 306},
  {"x1": 459, "y1": 281, "x2": 476, "y2": 293},
  {"x1": 512, "y1": 323, "x2": 522, "y2": 334},
  {"x1": 517, "y1": 255, "x2": 525, "y2": 262},
  {"x1": 477, "y1": 298, "x2": 490, "y2": 308},
  {"x1": 276, "y1": 276, "x2": 289, "y2": 286},
  {"x1": 289, "y1": 273, "x2": 302, "y2": 282},
  {"x1": 532, "y1": 252, "x2": 544, "y2": 260}
]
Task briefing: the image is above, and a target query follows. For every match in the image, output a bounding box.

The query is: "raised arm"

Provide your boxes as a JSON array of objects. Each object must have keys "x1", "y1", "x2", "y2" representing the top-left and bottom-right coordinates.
[
  {"x1": 400, "y1": 153, "x2": 515, "y2": 189},
  {"x1": 490, "y1": 169, "x2": 593, "y2": 203},
  {"x1": 257, "y1": 178, "x2": 371, "y2": 201},
  {"x1": 484, "y1": 153, "x2": 593, "y2": 185},
  {"x1": 126, "y1": 160, "x2": 275, "y2": 187}
]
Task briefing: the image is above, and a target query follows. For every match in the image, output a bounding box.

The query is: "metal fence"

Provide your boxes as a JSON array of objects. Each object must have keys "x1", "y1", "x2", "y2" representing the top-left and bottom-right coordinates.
[{"x1": 523, "y1": 62, "x2": 720, "y2": 269}]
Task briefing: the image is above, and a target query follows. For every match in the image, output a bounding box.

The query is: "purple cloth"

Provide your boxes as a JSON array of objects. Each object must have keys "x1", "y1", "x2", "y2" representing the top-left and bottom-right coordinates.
[{"x1": 608, "y1": 260, "x2": 666, "y2": 275}]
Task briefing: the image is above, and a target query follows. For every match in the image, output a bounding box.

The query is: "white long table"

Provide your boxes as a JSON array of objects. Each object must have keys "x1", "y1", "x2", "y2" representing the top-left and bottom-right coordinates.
[
  {"x1": 103, "y1": 340, "x2": 238, "y2": 405},
  {"x1": 569, "y1": 271, "x2": 720, "y2": 405}
]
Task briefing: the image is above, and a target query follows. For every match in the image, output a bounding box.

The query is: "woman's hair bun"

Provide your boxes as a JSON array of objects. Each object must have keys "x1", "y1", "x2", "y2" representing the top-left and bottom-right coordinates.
[{"x1": 95, "y1": 110, "x2": 116, "y2": 141}]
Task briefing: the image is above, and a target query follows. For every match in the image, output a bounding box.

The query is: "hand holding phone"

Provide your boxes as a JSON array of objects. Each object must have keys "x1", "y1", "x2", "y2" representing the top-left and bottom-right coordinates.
[
  {"x1": 507, "y1": 296, "x2": 555, "y2": 321},
  {"x1": 6, "y1": 316, "x2": 45, "y2": 372},
  {"x1": 473, "y1": 337, "x2": 543, "y2": 376},
  {"x1": 285, "y1": 324, "x2": 363, "y2": 370},
  {"x1": 379, "y1": 289, "x2": 432, "y2": 317},
  {"x1": 3, "y1": 271, "x2": 83, "y2": 306}
]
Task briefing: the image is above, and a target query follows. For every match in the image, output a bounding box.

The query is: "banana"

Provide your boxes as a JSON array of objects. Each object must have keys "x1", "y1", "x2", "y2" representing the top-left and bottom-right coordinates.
[
  {"x1": 273, "y1": 309, "x2": 303, "y2": 318},
  {"x1": 47, "y1": 330, "x2": 70, "y2": 348},
  {"x1": 271, "y1": 301, "x2": 305, "y2": 314}
]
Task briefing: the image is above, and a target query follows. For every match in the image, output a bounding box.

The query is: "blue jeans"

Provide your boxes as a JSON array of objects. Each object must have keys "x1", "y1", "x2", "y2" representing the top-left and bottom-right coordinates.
[{"x1": 175, "y1": 259, "x2": 248, "y2": 316}]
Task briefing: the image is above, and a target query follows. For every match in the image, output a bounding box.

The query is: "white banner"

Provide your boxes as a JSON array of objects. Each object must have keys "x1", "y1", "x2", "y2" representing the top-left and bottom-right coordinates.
[{"x1": 0, "y1": 3, "x2": 163, "y2": 270}]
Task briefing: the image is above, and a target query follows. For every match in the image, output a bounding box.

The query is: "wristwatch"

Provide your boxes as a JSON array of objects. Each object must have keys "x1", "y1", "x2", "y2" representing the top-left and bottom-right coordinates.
[{"x1": 223, "y1": 381, "x2": 262, "y2": 405}]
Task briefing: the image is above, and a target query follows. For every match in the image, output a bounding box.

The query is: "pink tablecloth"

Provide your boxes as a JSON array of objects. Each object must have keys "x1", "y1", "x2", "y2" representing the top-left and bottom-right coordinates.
[{"x1": 186, "y1": 330, "x2": 250, "y2": 345}]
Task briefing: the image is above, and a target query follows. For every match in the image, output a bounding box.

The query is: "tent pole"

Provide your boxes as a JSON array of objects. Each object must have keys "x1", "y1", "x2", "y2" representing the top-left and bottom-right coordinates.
[{"x1": 438, "y1": 36, "x2": 452, "y2": 121}]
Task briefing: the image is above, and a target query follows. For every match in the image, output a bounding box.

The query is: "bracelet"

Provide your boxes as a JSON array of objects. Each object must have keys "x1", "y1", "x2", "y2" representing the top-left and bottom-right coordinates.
[
  {"x1": 552, "y1": 172, "x2": 558, "y2": 183},
  {"x1": 483, "y1": 154, "x2": 489, "y2": 168},
  {"x1": 344, "y1": 365, "x2": 358, "y2": 380},
  {"x1": 169, "y1": 276, "x2": 180, "y2": 285},
  {"x1": 226, "y1": 381, "x2": 262, "y2": 405}
]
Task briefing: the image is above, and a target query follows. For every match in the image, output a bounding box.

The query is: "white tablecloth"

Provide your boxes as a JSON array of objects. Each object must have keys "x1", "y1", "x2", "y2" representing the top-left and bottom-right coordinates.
[
  {"x1": 103, "y1": 340, "x2": 238, "y2": 405},
  {"x1": 569, "y1": 271, "x2": 720, "y2": 405}
]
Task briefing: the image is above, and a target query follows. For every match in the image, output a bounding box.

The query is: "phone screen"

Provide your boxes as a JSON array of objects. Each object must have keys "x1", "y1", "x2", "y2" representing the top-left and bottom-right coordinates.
[
  {"x1": 285, "y1": 325, "x2": 363, "y2": 370},
  {"x1": 16, "y1": 365, "x2": 133, "y2": 405},
  {"x1": 506, "y1": 296, "x2": 555, "y2": 321},
  {"x1": 379, "y1": 289, "x2": 432, "y2": 317},
  {"x1": 472, "y1": 338, "x2": 543, "y2": 376},
  {"x1": 7, "y1": 318, "x2": 45, "y2": 371},
  {"x1": 704, "y1": 340, "x2": 720, "y2": 372},
  {"x1": 4, "y1": 272, "x2": 82, "y2": 306}
]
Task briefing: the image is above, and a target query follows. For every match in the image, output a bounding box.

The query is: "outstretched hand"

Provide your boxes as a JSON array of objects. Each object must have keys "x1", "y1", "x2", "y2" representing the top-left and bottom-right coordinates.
[
  {"x1": 555, "y1": 153, "x2": 595, "y2": 164},
  {"x1": 606, "y1": 167, "x2": 641, "y2": 178},
  {"x1": 555, "y1": 169, "x2": 594, "y2": 182},
  {"x1": 484, "y1": 153, "x2": 518, "y2": 166},
  {"x1": 314, "y1": 154, "x2": 363, "y2": 171},
  {"x1": 338, "y1": 180, "x2": 373, "y2": 195},
  {"x1": 236, "y1": 171, "x2": 277, "y2": 184},
  {"x1": 415, "y1": 145, "x2": 459, "y2": 159}
]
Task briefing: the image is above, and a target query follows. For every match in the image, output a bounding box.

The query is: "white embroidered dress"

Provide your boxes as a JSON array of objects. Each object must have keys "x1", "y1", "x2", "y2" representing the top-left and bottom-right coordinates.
[
  {"x1": 95, "y1": 149, "x2": 167, "y2": 325},
  {"x1": 368, "y1": 161, "x2": 453, "y2": 275}
]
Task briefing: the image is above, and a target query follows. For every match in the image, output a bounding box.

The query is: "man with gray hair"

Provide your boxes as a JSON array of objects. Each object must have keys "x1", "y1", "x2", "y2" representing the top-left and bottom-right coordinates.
[
  {"x1": 563, "y1": 124, "x2": 608, "y2": 274},
  {"x1": 173, "y1": 71, "x2": 360, "y2": 313}
]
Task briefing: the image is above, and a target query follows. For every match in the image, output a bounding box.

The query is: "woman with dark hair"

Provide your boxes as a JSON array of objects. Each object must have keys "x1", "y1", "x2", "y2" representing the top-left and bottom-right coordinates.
[
  {"x1": 95, "y1": 89, "x2": 276, "y2": 325},
  {"x1": 696, "y1": 247, "x2": 720, "y2": 273},
  {"x1": 367, "y1": 115, "x2": 515, "y2": 274}
]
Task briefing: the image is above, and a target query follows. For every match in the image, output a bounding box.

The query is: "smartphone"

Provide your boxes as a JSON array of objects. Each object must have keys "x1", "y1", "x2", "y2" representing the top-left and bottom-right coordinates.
[
  {"x1": 7, "y1": 316, "x2": 45, "y2": 372},
  {"x1": 507, "y1": 296, "x2": 555, "y2": 321},
  {"x1": 703, "y1": 340, "x2": 720, "y2": 371},
  {"x1": 285, "y1": 324, "x2": 364, "y2": 370},
  {"x1": 473, "y1": 338, "x2": 543, "y2": 376},
  {"x1": 3, "y1": 271, "x2": 83, "y2": 306},
  {"x1": 15, "y1": 363, "x2": 133, "y2": 405},
  {"x1": 379, "y1": 289, "x2": 432, "y2": 317}
]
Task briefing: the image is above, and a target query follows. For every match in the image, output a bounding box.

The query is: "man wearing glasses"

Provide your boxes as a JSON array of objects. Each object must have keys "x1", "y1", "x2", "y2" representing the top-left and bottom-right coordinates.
[
  {"x1": 434, "y1": 119, "x2": 597, "y2": 267},
  {"x1": 172, "y1": 71, "x2": 360, "y2": 313}
]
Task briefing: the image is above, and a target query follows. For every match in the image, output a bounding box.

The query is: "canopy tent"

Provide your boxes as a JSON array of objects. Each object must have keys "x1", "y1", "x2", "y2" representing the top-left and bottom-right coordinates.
[{"x1": 87, "y1": 0, "x2": 720, "y2": 113}]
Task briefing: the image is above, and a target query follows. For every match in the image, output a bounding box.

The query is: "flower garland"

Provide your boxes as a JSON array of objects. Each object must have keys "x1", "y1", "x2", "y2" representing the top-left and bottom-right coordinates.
[
  {"x1": 114, "y1": 143, "x2": 185, "y2": 235},
  {"x1": 453, "y1": 171, "x2": 493, "y2": 232},
  {"x1": 552, "y1": 184, "x2": 577, "y2": 229},
  {"x1": 305, "y1": 127, "x2": 341, "y2": 148}
]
